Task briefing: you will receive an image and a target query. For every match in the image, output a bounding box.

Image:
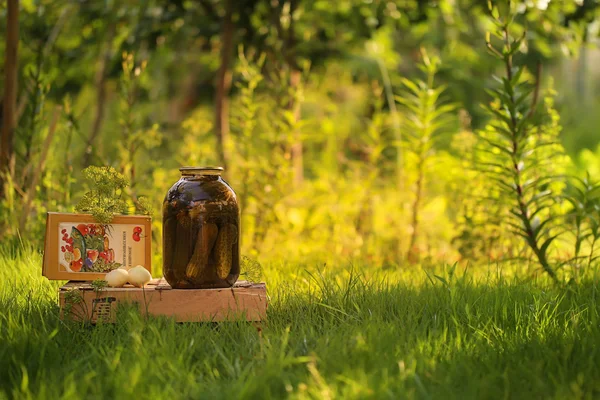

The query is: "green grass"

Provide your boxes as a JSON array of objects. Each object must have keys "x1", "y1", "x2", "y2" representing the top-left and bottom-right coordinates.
[{"x1": 1, "y1": 248, "x2": 600, "y2": 399}]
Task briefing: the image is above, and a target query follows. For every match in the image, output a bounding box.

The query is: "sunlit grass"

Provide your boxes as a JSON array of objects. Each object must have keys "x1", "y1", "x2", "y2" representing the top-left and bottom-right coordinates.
[{"x1": 1, "y1": 247, "x2": 600, "y2": 399}]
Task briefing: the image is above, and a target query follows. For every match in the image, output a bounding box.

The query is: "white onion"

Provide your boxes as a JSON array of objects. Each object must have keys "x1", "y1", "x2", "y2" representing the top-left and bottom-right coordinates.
[
  {"x1": 105, "y1": 269, "x2": 129, "y2": 288},
  {"x1": 128, "y1": 265, "x2": 152, "y2": 287}
]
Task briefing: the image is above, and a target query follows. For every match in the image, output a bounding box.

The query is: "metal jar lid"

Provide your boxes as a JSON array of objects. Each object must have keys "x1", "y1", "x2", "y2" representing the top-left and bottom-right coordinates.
[{"x1": 179, "y1": 166, "x2": 224, "y2": 176}]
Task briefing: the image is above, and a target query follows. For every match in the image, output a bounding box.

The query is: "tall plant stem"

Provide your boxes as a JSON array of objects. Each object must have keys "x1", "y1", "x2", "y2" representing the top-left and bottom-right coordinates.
[
  {"x1": 407, "y1": 158, "x2": 424, "y2": 263},
  {"x1": 587, "y1": 236, "x2": 597, "y2": 270},
  {"x1": 376, "y1": 58, "x2": 403, "y2": 192},
  {"x1": 501, "y1": 27, "x2": 558, "y2": 283}
]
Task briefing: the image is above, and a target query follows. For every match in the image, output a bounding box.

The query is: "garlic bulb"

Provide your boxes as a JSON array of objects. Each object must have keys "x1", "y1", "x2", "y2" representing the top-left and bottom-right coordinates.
[
  {"x1": 105, "y1": 269, "x2": 129, "y2": 288},
  {"x1": 128, "y1": 265, "x2": 152, "y2": 287}
]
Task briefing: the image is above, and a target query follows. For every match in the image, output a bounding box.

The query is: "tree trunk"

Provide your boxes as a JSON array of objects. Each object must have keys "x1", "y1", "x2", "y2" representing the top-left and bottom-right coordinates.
[
  {"x1": 19, "y1": 107, "x2": 60, "y2": 233},
  {"x1": 1, "y1": 0, "x2": 20, "y2": 196},
  {"x1": 286, "y1": 0, "x2": 303, "y2": 186},
  {"x1": 289, "y1": 68, "x2": 303, "y2": 186},
  {"x1": 577, "y1": 43, "x2": 589, "y2": 106},
  {"x1": 84, "y1": 22, "x2": 116, "y2": 167},
  {"x1": 16, "y1": 3, "x2": 70, "y2": 124},
  {"x1": 214, "y1": 0, "x2": 234, "y2": 171}
]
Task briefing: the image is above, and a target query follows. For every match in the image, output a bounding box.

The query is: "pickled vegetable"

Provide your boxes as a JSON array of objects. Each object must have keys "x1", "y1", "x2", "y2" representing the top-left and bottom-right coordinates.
[
  {"x1": 214, "y1": 224, "x2": 237, "y2": 280},
  {"x1": 162, "y1": 167, "x2": 240, "y2": 288},
  {"x1": 162, "y1": 216, "x2": 176, "y2": 284},
  {"x1": 186, "y1": 222, "x2": 218, "y2": 283},
  {"x1": 172, "y1": 210, "x2": 192, "y2": 283}
]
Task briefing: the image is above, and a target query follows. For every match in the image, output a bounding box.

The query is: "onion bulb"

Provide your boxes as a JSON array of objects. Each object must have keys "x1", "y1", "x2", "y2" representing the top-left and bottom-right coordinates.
[
  {"x1": 105, "y1": 269, "x2": 129, "y2": 288},
  {"x1": 128, "y1": 265, "x2": 152, "y2": 287}
]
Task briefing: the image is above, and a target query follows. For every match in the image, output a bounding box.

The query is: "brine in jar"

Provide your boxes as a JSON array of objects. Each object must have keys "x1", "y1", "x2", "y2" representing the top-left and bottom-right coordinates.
[{"x1": 162, "y1": 167, "x2": 239, "y2": 288}]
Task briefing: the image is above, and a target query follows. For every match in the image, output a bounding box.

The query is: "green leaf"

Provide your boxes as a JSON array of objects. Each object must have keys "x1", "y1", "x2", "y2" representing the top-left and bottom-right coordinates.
[
  {"x1": 400, "y1": 78, "x2": 422, "y2": 97},
  {"x1": 510, "y1": 66, "x2": 525, "y2": 85},
  {"x1": 525, "y1": 190, "x2": 553, "y2": 208},
  {"x1": 433, "y1": 274, "x2": 449, "y2": 288},
  {"x1": 70, "y1": 227, "x2": 86, "y2": 265},
  {"x1": 532, "y1": 218, "x2": 554, "y2": 240},
  {"x1": 539, "y1": 235, "x2": 559, "y2": 258},
  {"x1": 502, "y1": 78, "x2": 514, "y2": 98},
  {"x1": 587, "y1": 186, "x2": 600, "y2": 201},
  {"x1": 509, "y1": 229, "x2": 535, "y2": 247}
]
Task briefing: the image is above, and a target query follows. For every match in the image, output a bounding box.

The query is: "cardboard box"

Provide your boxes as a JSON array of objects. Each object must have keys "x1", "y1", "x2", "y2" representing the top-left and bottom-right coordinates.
[{"x1": 43, "y1": 212, "x2": 151, "y2": 280}]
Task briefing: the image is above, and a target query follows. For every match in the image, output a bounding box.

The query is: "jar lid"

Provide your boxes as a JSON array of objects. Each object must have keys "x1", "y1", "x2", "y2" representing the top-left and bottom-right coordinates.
[{"x1": 179, "y1": 166, "x2": 224, "y2": 176}]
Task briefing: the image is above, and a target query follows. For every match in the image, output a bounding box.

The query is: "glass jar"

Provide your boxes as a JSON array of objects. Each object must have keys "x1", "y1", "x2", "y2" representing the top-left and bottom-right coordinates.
[{"x1": 162, "y1": 167, "x2": 239, "y2": 288}]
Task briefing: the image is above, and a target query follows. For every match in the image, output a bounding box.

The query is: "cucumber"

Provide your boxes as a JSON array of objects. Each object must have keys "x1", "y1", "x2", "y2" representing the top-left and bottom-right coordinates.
[
  {"x1": 162, "y1": 216, "x2": 177, "y2": 285},
  {"x1": 185, "y1": 222, "x2": 218, "y2": 283},
  {"x1": 172, "y1": 211, "x2": 192, "y2": 282},
  {"x1": 213, "y1": 224, "x2": 237, "y2": 280}
]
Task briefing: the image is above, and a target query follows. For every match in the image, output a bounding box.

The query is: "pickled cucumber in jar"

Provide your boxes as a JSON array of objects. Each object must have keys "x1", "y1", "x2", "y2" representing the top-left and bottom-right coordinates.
[{"x1": 162, "y1": 167, "x2": 240, "y2": 288}]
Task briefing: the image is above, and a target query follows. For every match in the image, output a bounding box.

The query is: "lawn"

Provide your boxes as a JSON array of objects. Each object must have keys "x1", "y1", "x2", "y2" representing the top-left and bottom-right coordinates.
[{"x1": 1, "y1": 247, "x2": 599, "y2": 399}]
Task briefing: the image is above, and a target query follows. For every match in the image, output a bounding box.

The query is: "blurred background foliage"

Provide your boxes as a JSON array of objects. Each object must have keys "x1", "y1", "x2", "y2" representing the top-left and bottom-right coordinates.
[{"x1": 2, "y1": 0, "x2": 600, "y2": 278}]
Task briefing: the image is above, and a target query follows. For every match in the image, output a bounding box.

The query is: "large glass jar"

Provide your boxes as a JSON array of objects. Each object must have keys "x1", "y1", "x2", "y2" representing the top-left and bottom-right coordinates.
[{"x1": 162, "y1": 167, "x2": 239, "y2": 288}]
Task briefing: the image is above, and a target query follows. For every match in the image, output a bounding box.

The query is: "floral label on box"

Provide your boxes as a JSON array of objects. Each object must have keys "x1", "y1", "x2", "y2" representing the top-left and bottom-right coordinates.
[
  {"x1": 58, "y1": 222, "x2": 147, "y2": 273},
  {"x1": 43, "y1": 213, "x2": 151, "y2": 280}
]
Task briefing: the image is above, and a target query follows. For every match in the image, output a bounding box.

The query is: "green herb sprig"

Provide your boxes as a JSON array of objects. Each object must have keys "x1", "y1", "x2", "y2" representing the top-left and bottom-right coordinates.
[{"x1": 75, "y1": 166, "x2": 150, "y2": 223}]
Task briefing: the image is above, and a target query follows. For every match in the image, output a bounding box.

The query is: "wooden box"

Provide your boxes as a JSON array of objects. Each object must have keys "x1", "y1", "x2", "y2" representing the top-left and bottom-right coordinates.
[{"x1": 59, "y1": 278, "x2": 267, "y2": 323}]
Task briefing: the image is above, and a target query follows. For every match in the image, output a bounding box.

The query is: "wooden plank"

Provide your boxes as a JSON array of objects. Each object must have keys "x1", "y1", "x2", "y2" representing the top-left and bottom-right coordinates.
[{"x1": 59, "y1": 280, "x2": 267, "y2": 323}]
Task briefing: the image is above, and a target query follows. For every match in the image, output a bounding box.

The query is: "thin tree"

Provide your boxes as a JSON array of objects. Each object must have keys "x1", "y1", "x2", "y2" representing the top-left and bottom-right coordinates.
[
  {"x1": 1, "y1": 0, "x2": 20, "y2": 195},
  {"x1": 214, "y1": 0, "x2": 235, "y2": 171},
  {"x1": 84, "y1": 21, "x2": 116, "y2": 167},
  {"x1": 286, "y1": 0, "x2": 303, "y2": 187},
  {"x1": 272, "y1": 0, "x2": 303, "y2": 186}
]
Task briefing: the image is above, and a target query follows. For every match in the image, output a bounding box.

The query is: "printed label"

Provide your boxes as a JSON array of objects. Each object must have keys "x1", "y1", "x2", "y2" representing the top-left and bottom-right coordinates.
[{"x1": 58, "y1": 222, "x2": 146, "y2": 273}]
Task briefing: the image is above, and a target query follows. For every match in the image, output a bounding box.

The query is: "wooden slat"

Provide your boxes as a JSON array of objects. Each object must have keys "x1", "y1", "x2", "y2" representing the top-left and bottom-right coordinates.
[{"x1": 59, "y1": 280, "x2": 267, "y2": 323}]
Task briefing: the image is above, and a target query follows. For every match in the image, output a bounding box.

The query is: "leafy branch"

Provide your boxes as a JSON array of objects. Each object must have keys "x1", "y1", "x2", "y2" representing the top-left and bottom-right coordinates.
[{"x1": 562, "y1": 174, "x2": 600, "y2": 271}]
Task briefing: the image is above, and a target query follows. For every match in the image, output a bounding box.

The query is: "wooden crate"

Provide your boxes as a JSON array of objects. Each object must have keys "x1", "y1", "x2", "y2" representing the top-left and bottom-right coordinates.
[{"x1": 59, "y1": 278, "x2": 267, "y2": 323}]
